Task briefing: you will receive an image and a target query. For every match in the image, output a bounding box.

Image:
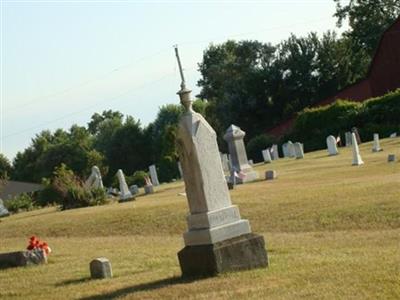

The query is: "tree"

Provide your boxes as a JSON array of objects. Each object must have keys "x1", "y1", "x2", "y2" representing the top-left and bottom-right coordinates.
[
  {"x1": 0, "y1": 154, "x2": 12, "y2": 179},
  {"x1": 334, "y1": 0, "x2": 400, "y2": 56}
]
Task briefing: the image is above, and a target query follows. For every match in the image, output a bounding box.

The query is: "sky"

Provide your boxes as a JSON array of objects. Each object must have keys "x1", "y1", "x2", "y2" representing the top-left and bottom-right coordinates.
[{"x1": 1, "y1": 0, "x2": 348, "y2": 160}]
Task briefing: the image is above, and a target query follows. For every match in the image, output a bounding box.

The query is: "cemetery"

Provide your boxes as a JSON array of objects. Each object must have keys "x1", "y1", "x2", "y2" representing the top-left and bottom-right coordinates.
[{"x1": 1, "y1": 2, "x2": 400, "y2": 299}]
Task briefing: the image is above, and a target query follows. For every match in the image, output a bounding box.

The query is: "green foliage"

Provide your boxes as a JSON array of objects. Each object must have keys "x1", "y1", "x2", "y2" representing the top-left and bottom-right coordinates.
[
  {"x1": 246, "y1": 134, "x2": 277, "y2": 163},
  {"x1": 288, "y1": 89, "x2": 400, "y2": 151},
  {"x1": 4, "y1": 193, "x2": 34, "y2": 213},
  {"x1": 38, "y1": 164, "x2": 107, "y2": 210},
  {"x1": 0, "y1": 154, "x2": 12, "y2": 179},
  {"x1": 128, "y1": 170, "x2": 148, "y2": 188}
]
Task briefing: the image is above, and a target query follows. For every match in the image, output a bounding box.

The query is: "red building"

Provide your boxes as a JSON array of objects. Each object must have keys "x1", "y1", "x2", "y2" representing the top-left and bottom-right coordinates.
[{"x1": 267, "y1": 16, "x2": 400, "y2": 137}]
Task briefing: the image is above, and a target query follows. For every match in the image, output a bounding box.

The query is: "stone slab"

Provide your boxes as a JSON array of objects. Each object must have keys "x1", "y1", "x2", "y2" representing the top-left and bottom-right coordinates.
[
  {"x1": 265, "y1": 170, "x2": 277, "y2": 180},
  {"x1": 90, "y1": 257, "x2": 112, "y2": 279},
  {"x1": 183, "y1": 219, "x2": 251, "y2": 246},
  {"x1": 0, "y1": 250, "x2": 47, "y2": 269},
  {"x1": 144, "y1": 185, "x2": 154, "y2": 194},
  {"x1": 178, "y1": 233, "x2": 268, "y2": 277}
]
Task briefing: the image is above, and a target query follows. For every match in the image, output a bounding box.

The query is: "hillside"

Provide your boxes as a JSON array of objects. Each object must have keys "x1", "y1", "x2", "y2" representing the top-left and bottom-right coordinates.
[{"x1": 0, "y1": 138, "x2": 399, "y2": 299}]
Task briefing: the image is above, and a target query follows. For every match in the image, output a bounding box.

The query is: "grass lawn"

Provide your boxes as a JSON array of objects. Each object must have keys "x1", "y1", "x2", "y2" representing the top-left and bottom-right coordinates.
[{"x1": 0, "y1": 138, "x2": 399, "y2": 299}]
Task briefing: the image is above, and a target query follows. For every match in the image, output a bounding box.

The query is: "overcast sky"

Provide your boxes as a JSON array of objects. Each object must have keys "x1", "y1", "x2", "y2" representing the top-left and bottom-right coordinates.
[{"x1": 1, "y1": 0, "x2": 347, "y2": 160}]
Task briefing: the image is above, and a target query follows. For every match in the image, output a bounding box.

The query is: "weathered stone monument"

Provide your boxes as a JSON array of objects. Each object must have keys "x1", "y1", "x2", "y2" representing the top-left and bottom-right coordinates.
[
  {"x1": 174, "y1": 47, "x2": 267, "y2": 277},
  {"x1": 294, "y1": 142, "x2": 304, "y2": 159},
  {"x1": 144, "y1": 176, "x2": 154, "y2": 194},
  {"x1": 0, "y1": 249, "x2": 47, "y2": 269},
  {"x1": 90, "y1": 257, "x2": 112, "y2": 279},
  {"x1": 262, "y1": 149, "x2": 272, "y2": 163},
  {"x1": 265, "y1": 170, "x2": 277, "y2": 180},
  {"x1": 224, "y1": 125, "x2": 259, "y2": 184},
  {"x1": 0, "y1": 199, "x2": 10, "y2": 217},
  {"x1": 129, "y1": 185, "x2": 139, "y2": 195},
  {"x1": 372, "y1": 133, "x2": 383, "y2": 152},
  {"x1": 220, "y1": 153, "x2": 230, "y2": 172},
  {"x1": 388, "y1": 154, "x2": 396, "y2": 162},
  {"x1": 148, "y1": 165, "x2": 160, "y2": 186},
  {"x1": 351, "y1": 133, "x2": 364, "y2": 166},
  {"x1": 287, "y1": 141, "x2": 295, "y2": 158},
  {"x1": 326, "y1": 135, "x2": 339, "y2": 156},
  {"x1": 282, "y1": 143, "x2": 289, "y2": 158},
  {"x1": 85, "y1": 166, "x2": 104, "y2": 189},
  {"x1": 116, "y1": 169, "x2": 134, "y2": 202},
  {"x1": 352, "y1": 127, "x2": 361, "y2": 144}
]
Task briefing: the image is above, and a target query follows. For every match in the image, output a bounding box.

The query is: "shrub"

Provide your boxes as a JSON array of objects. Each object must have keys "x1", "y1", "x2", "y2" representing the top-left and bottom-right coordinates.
[
  {"x1": 246, "y1": 134, "x2": 277, "y2": 163},
  {"x1": 37, "y1": 164, "x2": 108, "y2": 210},
  {"x1": 4, "y1": 193, "x2": 34, "y2": 213},
  {"x1": 128, "y1": 170, "x2": 148, "y2": 187}
]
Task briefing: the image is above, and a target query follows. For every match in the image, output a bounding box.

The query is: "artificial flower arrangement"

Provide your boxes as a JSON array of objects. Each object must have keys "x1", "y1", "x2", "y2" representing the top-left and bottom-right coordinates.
[{"x1": 25, "y1": 236, "x2": 51, "y2": 264}]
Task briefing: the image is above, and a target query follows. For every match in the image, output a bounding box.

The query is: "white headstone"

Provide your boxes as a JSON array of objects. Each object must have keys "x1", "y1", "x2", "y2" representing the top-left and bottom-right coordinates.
[
  {"x1": 326, "y1": 135, "x2": 339, "y2": 156},
  {"x1": 389, "y1": 132, "x2": 397, "y2": 138},
  {"x1": 287, "y1": 141, "x2": 295, "y2": 158},
  {"x1": 224, "y1": 125, "x2": 258, "y2": 184},
  {"x1": 0, "y1": 199, "x2": 10, "y2": 217},
  {"x1": 351, "y1": 133, "x2": 364, "y2": 166},
  {"x1": 262, "y1": 149, "x2": 272, "y2": 163},
  {"x1": 372, "y1": 133, "x2": 382, "y2": 152},
  {"x1": 271, "y1": 144, "x2": 279, "y2": 160},
  {"x1": 282, "y1": 143, "x2": 289, "y2": 158},
  {"x1": 294, "y1": 142, "x2": 304, "y2": 159},
  {"x1": 148, "y1": 165, "x2": 159, "y2": 186},
  {"x1": 345, "y1": 132, "x2": 352, "y2": 147},
  {"x1": 220, "y1": 153, "x2": 230, "y2": 173},
  {"x1": 116, "y1": 169, "x2": 132, "y2": 200},
  {"x1": 85, "y1": 166, "x2": 104, "y2": 189}
]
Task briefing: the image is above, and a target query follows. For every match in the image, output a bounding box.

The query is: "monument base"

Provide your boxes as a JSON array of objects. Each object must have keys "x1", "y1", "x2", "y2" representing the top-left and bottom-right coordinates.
[
  {"x1": 237, "y1": 170, "x2": 259, "y2": 184},
  {"x1": 178, "y1": 233, "x2": 268, "y2": 277}
]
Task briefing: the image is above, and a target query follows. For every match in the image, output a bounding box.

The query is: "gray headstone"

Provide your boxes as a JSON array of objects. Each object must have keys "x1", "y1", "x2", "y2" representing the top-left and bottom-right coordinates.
[
  {"x1": 372, "y1": 133, "x2": 382, "y2": 152},
  {"x1": 248, "y1": 159, "x2": 254, "y2": 165},
  {"x1": 287, "y1": 141, "x2": 295, "y2": 158},
  {"x1": 85, "y1": 166, "x2": 104, "y2": 189},
  {"x1": 224, "y1": 125, "x2": 258, "y2": 184},
  {"x1": 265, "y1": 170, "x2": 277, "y2": 180},
  {"x1": 261, "y1": 149, "x2": 272, "y2": 163},
  {"x1": 129, "y1": 185, "x2": 139, "y2": 195},
  {"x1": 90, "y1": 257, "x2": 112, "y2": 279},
  {"x1": 116, "y1": 169, "x2": 133, "y2": 200},
  {"x1": 0, "y1": 249, "x2": 47, "y2": 269},
  {"x1": 388, "y1": 154, "x2": 396, "y2": 162},
  {"x1": 148, "y1": 165, "x2": 160, "y2": 186},
  {"x1": 220, "y1": 154, "x2": 230, "y2": 173},
  {"x1": 345, "y1": 132, "x2": 352, "y2": 147},
  {"x1": 282, "y1": 143, "x2": 289, "y2": 158},
  {"x1": 144, "y1": 185, "x2": 154, "y2": 194},
  {"x1": 294, "y1": 142, "x2": 304, "y2": 159},
  {"x1": 271, "y1": 144, "x2": 279, "y2": 160},
  {"x1": 389, "y1": 132, "x2": 397, "y2": 138}
]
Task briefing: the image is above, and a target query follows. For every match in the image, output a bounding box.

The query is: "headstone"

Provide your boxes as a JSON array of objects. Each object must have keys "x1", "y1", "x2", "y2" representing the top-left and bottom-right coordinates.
[
  {"x1": 129, "y1": 185, "x2": 139, "y2": 195},
  {"x1": 389, "y1": 132, "x2": 397, "y2": 138},
  {"x1": 271, "y1": 144, "x2": 279, "y2": 160},
  {"x1": 85, "y1": 166, "x2": 104, "y2": 189},
  {"x1": 282, "y1": 143, "x2": 289, "y2": 158},
  {"x1": 388, "y1": 154, "x2": 396, "y2": 162},
  {"x1": 0, "y1": 199, "x2": 10, "y2": 218},
  {"x1": 90, "y1": 257, "x2": 112, "y2": 279},
  {"x1": 262, "y1": 149, "x2": 272, "y2": 163},
  {"x1": 248, "y1": 159, "x2": 254, "y2": 165},
  {"x1": 345, "y1": 132, "x2": 352, "y2": 147},
  {"x1": 174, "y1": 47, "x2": 267, "y2": 277},
  {"x1": 0, "y1": 249, "x2": 47, "y2": 269},
  {"x1": 144, "y1": 185, "x2": 154, "y2": 194},
  {"x1": 177, "y1": 161, "x2": 184, "y2": 178},
  {"x1": 372, "y1": 133, "x2": 383, "y2": 152},
  {"x1": 148, "y1": 165, "x2": 160, "y2": 186},
  {"x1": 352, "y1": 127, "x2": 361, "y2": 144},
  {"x1": 294, "y1": 142, "x2": 304, "y2": 159},
  {"x1": 116, "y1": 169, "x2": 134, "y2": 201},
  {"x1": 287, "y1": 141, "x2": 295, "y2": 158},
  {"x1": 351, "y1": 132, "x2": 364, "y2": 166},
  {"x1": 223, "y1": 125, "x2": 258, "y2": 184},
  {"x1": 220, "y1": 154, "x2": 230, "y2": 173},
  {"x1": 265, "y1": 170, "x2": 277, "y2": 180},
  {"x1": 326, "y1": 135, "x2": 339, "y2": 156}
]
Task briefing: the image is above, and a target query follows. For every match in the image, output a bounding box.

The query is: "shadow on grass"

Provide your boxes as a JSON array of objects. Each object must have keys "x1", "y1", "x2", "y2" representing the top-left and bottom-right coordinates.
[
  {"x1": 56, "y1": 277, "x2": 91, "y2": 286},
  {"x1": 79, "y1": 275, "x2": 204, "y2": 300}
]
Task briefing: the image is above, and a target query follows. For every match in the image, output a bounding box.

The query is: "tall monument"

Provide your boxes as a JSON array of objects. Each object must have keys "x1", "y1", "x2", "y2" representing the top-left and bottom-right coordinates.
[{"x1": 174, "y1": 46, "x2": 268, "y2": 277}]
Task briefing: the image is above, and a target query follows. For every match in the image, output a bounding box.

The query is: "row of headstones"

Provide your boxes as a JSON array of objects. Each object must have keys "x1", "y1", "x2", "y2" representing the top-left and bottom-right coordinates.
[
  {"x1": 260, "y1": 142, "x2": 305, "y2": 164},
  {"x1": 84, "y1": 164, "x2": 162, "y2": 202}
]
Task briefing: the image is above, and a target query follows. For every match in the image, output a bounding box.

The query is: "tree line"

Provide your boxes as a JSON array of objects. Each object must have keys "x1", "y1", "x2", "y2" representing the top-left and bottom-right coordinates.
[{"x1": 0, "y1": 0, "x2": 398, "y2": 185}]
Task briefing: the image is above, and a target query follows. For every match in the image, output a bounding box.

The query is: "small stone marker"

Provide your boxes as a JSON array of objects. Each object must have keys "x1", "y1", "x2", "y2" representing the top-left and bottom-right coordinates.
[
  {"x1": 248, "y1": 159, "x2": 254, "y2": 165},
  {"x1": 294, "y1": 142, "x2": 304, "y2": 159},
  {"x1": 224, "y1": 124, "x2": 259, "y2": 184},
  {"x1": 265, "y1": 170, "x2": 277, "y2": 180},
  {"x1": 129, "y1": 185, "x2": 139, "y2": 195},
  {"x1": 0, "y1": 199, "x2": 10, "y2": 218},
  {"x1": 372, "y1": 133, "x2": 383, "y2": 152},
  {"x1": 148, "y1": 165, "x2": 160, "y2": 186},
  {"x1": 282, "y1": 143, "x2": 289, "y2": 158},
  {"x1": 271, "y1": 144, "x2": 279, "y2": 160},
  {"x1": 144, "y1": 185, "x2": 154, "y2": 194},
  {"x1": 0, "y1": 250, "x2": 47, "y2": 269},
  {"x1": 262, "y1": 149, "x2": 272, "y2": 163},
  {"x1": 389, "y1": 132, "x2": 397, "y2": 138},
  {"x1": 351, "y1": 133, "x2": 364, "y2": 166},
  {"x1": 90, "y1": 257, "x2": 112, "y2": 279},
  {"x1": 287, "y1": 141, "x2": 295, "y2": 158},
  {"x1": 388, "y1": 154, "x2": 396, "y2": 162},
  {"x1": 326, "y1": 135, "x2": 339, "y2": 156},
  {"x1": 85, "y1": 166, "x2": 104, "y2": 189}
]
